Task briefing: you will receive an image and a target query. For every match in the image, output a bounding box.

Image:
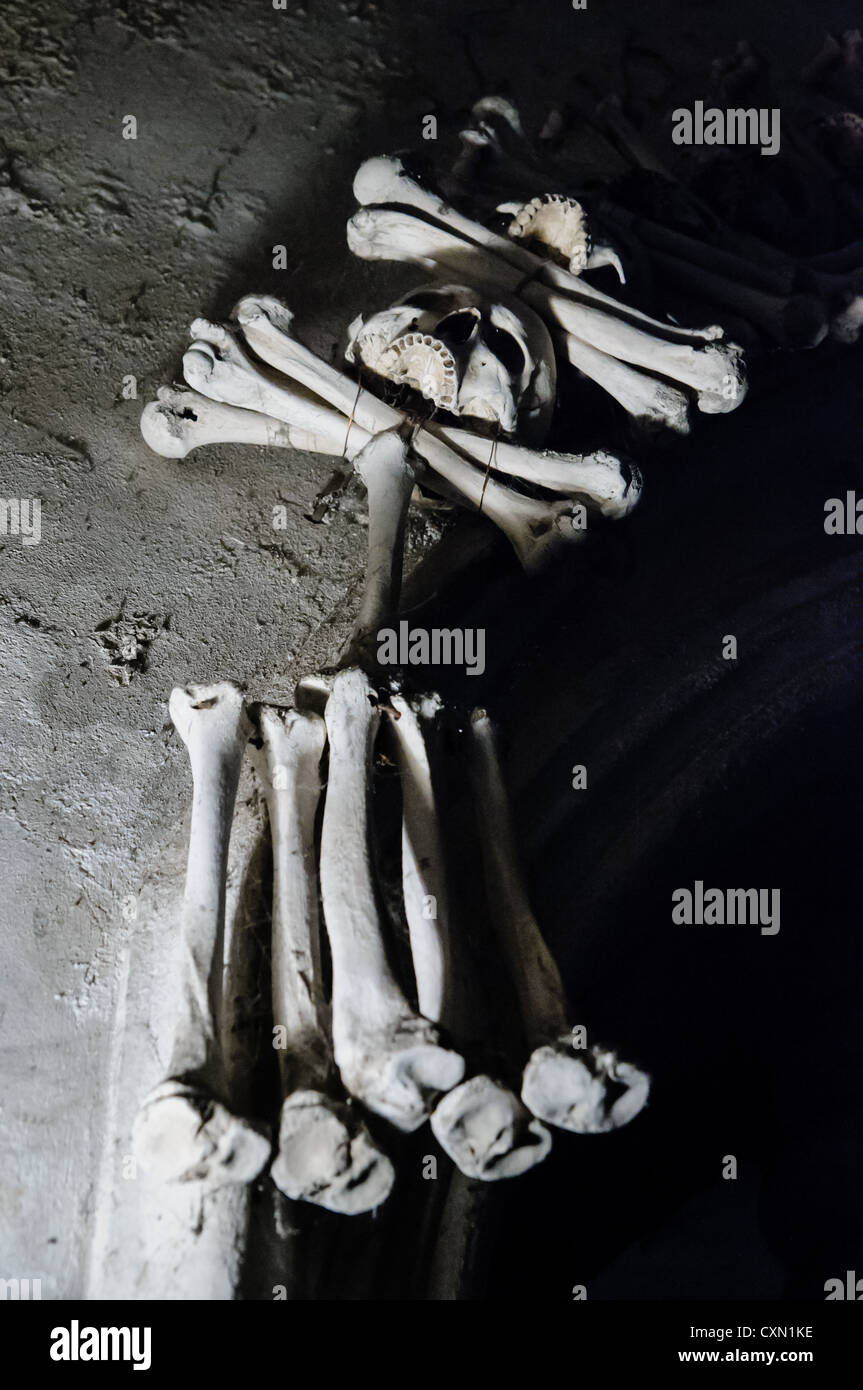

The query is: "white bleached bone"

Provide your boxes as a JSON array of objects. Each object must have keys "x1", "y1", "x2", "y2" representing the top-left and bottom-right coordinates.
[
  {"x1": 252, "y1": 706, "x2": 394, "y2": 1214},
  {"x1": 141, "y1": 384, "x2": 329, "y2": 460},
  {"x1": 562, "y1": 334, "x2": 691, "y2": 435},
  {"x1": 319, "y1": 668, "x2": 465, "y2": 1130},
  {"x1": 431, "y1": 1074, "x2": 552, "y2": 1180},
  {"x1": 497, "y1": 193, "x2": 625, "y2": 282},
  {"x1": 182, "y1": 320, "x2": 361, "y2": 458},
  {"x1": 467, "y1": 708, "x2": 650, "y2": 1134},
  {"x1": 428, "y1": 434, "x2": 641, "y2": 517},
  {"x1": 831, "y1": 291, "x2": 863, "y2": 343},
  {"x1": 234, "y1": 293, "x2": 636, "y2": 514},
  {"x1": 386, "y1": 692, "x2": 552, "y2": 1179},
  {"x1": 346, "y1": 205, "x2": 747, "y2": 414},
  {"x1": 344, "y1": 430, "x2": 416, "y2": 667},
  {"x1": 232, "y1": 296, "x2": 599, "y2": 569},
  {"x1": 387, "y1": 691, "x2": 455, "y2": 1030},
  {"x1": 132, "y1": 683, "x2": 271, "y2": 1187}
]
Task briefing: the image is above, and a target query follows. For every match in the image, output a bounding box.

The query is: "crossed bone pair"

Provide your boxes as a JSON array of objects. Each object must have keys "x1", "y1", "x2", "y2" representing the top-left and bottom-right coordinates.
[
  {"x1": 132, "y1": 672, "x2": 649, "y2": 1215},
  {"x1": 346, "y1": 156, "x2": 749, "y2": 435},
  {"x1": 141, "y1": 296, "x2": 641, "y2": 576}
]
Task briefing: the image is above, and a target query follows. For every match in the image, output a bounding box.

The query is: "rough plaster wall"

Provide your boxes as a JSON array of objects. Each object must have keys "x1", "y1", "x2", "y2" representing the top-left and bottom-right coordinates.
[{"x1": 0, "y1": 0, "x2": 858, "y2": 1299}]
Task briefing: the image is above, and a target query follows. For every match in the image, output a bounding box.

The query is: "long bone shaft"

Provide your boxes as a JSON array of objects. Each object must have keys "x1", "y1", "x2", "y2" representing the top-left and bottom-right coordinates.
[
  {"x1": 319, "y1": 667, "x2": 465, "y2": 1131},
  {"x1": 467, "y1": 708, "x2": 650, "y2": 1135},
  {"x1": 132, "y1": 683, "x2": 271, "y2": 1188},
  {"x1": 387, "y1": 693, "x2": 552, "y2": 1180},
  {"x1": 182, "y1": 324, "x2": 370, "y2": 457},
  {"x1": 426, "y1": 429, "x2": 642, "y2": 516},
  {"x1": 598, "y1": 208, "x2": 840, "y2": 348},
  {"x1": 602, "y1": 210, "x2": 797, "y2": 295},
  {"x1": 561, "y1": 334, "x2": 691, "y2": 435},
  {"x1": 648, "y1": 250, "x2": 828, "y2": 350},
  {"x1": 254, "y1": 708, "x2": 330, "y2": 1093},
  {"x1": 141, "y1": 383, "x2": 350, "y2": 460},
  {"x1": 346, "y1": 206, "x2": 747, "y2": 413},
  {"x1": 252, "y1": 706, "x2": 394, "y2": 1214},
  {"x1": 387, "y1": 693, "x2": 456, "y2": 1030},
  {"x1": 342, "y1": 430, "x2": 416, "y2": 668}
]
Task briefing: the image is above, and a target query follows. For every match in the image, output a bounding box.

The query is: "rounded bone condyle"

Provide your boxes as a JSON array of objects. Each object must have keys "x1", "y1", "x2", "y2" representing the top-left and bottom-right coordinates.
[{"x1": 346, "y1": 281, "x2": 552, "y2": 436}]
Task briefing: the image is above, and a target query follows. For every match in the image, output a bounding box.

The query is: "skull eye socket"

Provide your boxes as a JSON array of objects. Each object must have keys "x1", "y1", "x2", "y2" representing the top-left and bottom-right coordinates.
[
  {"x1": 483, "y1": 322, "x2": 526, "y2": 379},
  {"x1": 437, "y1": 309, "x2": 481, "y2": 346},
  {"x1": 408, "y1": 290, "x2": 452, "y2": 312}
]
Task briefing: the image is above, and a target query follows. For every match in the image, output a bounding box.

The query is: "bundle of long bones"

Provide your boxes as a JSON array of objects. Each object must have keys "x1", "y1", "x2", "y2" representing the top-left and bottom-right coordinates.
[
  {"x1": 132, "y1": 670, "x2": 650, "y2": 1214},
  {"x1": 134, "y1": 386, "x2": 644, "y2": 1212}
]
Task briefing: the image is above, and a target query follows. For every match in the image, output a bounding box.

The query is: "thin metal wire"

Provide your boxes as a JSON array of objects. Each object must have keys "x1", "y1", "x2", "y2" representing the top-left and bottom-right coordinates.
[
  {"x1": 478, "y1": 427, "x2": 499, "y2": 513},
  {"x1": 342, "y1": 366, "x2": 364, "y2": 458}
]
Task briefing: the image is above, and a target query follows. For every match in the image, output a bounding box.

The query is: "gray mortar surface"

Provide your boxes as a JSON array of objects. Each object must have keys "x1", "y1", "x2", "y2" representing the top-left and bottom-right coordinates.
[{"x1": 0, "y1": 0, "x2": 857, "y2": 1298}]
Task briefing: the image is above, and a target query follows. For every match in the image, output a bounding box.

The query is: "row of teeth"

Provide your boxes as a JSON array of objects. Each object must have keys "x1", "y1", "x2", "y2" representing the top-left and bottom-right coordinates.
[
  {"x1": 506, "y1": 194, "x2": 592, "y2": 268},
  {"x1": 376, "y1": 333, "x2": 459, "y2": 409}
]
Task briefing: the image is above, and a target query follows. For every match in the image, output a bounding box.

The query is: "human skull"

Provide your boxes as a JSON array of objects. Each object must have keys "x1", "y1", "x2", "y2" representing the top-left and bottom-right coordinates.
[{"x1": 345, "y1": 282, "x2": 557, "y2": 444}]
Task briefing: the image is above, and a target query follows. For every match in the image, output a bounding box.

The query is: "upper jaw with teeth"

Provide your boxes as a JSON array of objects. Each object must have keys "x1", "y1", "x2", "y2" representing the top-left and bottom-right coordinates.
[{"x1": 498, "y1": 193, "x2": 625, "y2": 282}]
